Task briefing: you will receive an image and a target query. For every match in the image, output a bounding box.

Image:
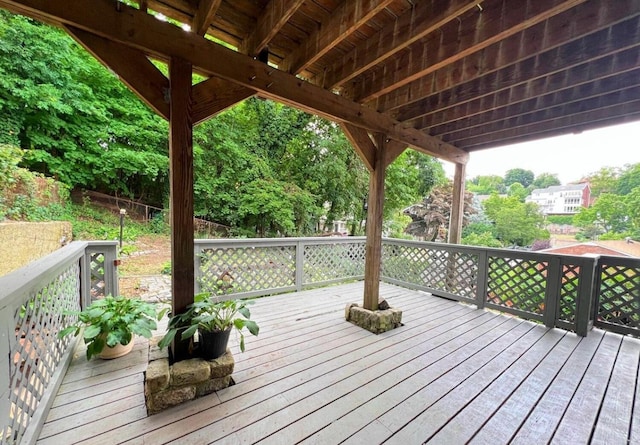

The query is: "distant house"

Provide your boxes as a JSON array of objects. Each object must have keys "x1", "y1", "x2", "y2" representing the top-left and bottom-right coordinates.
[{"x1": 526, "y1": 183, "x2": 591, "y2": 215}]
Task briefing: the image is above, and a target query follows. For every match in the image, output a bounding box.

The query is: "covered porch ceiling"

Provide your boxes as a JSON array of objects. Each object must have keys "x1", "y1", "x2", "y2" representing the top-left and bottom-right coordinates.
[{"x1": 0, "y1": 0, "x2": 638, "y2": 164}]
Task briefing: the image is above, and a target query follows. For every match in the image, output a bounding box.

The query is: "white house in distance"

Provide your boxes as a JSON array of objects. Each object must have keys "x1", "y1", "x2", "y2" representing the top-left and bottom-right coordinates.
[{"x1": 526, "y1": 183, "x2": 591, "y2": 215}]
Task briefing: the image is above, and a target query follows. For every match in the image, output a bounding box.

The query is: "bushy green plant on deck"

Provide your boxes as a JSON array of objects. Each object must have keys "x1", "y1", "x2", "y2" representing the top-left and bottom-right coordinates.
[{"x1": 58, "y1": 295, "x2": 166, "y2": 359}]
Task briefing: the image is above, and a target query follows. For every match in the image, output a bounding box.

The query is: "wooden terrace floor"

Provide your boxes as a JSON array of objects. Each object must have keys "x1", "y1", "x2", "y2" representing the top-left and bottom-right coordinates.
[{"x1": 37, "y1": 282, "x2": 640, "y2": 444}]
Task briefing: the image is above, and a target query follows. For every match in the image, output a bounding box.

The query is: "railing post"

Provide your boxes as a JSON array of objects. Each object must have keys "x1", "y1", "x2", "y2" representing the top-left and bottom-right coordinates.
[
  {"x1": 475, "y1": 250, "x2": 488, "y2": 309},
  {"x1": 544, "y1": 257, "x2": 562, "y2": 329},
  {"x1": 102, "y1": 243, "x2": 119, "y2": 297},
  {"x1": 295, "y1": 239, "x2": 304, "y2": 291},
  {"x1": 575, "y1": 254, "x2": 599, "y2": 337},
  {"x1": 80, "y1": 253, "x2": 91, "y2": 309},
  {"x1": 194, "y1": 242, "x2": 201, "y2": 294}
]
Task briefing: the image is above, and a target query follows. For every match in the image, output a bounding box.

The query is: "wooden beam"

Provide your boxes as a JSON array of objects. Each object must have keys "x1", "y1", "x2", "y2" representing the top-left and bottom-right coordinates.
[
  {"x1": 139, "y1": 0, "x2": 147, "y2": 12},
  {"x1": 192, "y1": 76, "x2": 256, "y2": 125},
  {"x1": 242, "y1": 0, "x2": 305, "y2": 56},
  {"x1": 169, "y1": 56, "x2": 194, "y2": 361},
  {"x1": 0, "y1": 0, "x2": 468, "y2": 163},
  {"x1": 350, "y1": 0, "x2": 586, "y2": 103},
  {"x1": 397, "y1": 16, "x2": 640, "y2": 126},
  {"x1": 433, "y1": 75, "x2": 640, "y2": 139},
  {"x1": 340, "y1": 123, "x2": 375, "y2": 172},
  {"x1": 192, "y1": 0, "x2": 222, "y2": 36},
  {"x1": 66, "y1": 27, "x2": 169, "y2": 120},
  {"x1": 448, "y1": 163, "x2": 465, "y2": 244},
  {"x1": 379, "y1": 0, "x2": 639, "y2": 113},
  {"x1": 463, "y1": 112, "x2": 640, "y2": 152},
  {"x1": 455, "y1": 99, "x2": 640, "y2": 149},
  {"x1": 363, "y1": 133, "x2": 387, "y2": 311},
  {"x1": 281, "y1": 0, "x2": 394, "y2": 75},
  {"x1": 384, "y1": 140, "x2": 406, "y2": 169},
  {"x1": 323, "y1": 0, "x2": 478, "y2": 89},
  {"x1": 417, "y1": 62, "x2": 640, "y2": 133}
]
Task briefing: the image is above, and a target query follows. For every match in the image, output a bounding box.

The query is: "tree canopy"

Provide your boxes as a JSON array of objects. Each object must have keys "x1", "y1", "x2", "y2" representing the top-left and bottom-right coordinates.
[{"x1": 0, "y1": 10, "x2": 446, "y2": 237}]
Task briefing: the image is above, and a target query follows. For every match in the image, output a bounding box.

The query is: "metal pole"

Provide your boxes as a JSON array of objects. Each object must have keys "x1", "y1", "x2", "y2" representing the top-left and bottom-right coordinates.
[{"x1": 119, "y1": 208, "x2": 126, "y2": 249}]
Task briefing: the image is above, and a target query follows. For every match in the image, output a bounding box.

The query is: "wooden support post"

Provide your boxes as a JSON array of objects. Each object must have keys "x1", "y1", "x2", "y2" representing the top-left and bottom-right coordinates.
[
  {"x1": 363, "y1": 134, "x2": 387, "y2": 311},
  {"x1": 448, "y1": 162, "x2": 466, "y2": 244},
  {"x1": 169, "y1": 57, "x2": 194, "y2": 360}
]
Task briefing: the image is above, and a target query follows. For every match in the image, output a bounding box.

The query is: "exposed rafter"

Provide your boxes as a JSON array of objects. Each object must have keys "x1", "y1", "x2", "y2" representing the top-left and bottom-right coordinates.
[
  {"x1": 322, "y1": 0, "x2": 478, "y2": 89},
  {"x1": 445, "y1": 86, "x2": 640, "y2": 144},
  {"x1": 192, "y1": 0, "x2": 221, "y2": 36},
  {"x1": 349, "y1": 0, "x2": 587, "y2": 103},
  {"x1": 66, "y1": 26, "x2": 170, "y2": 120},
  {"x1": 457, "y1": 100, "x2": 640, "y2": 150},
  {"x1": 378, "y1": 0, "x2": 639, "y2": 114},
  {"x1": 413, "y1": 47, "x2": 640, "y2": 131},
  {"x1": 281, "y1": 0, "x2": 395, "y2": 75},
  {"x1": 400, "y1": 19, "x2": 640, "y2": 128},
  {"x1": 430, "y1": 70, "x2": 640, "y2": 137},
  {"x1": 0, "y1": 0, "x2": 468, "y2": 163},
  {"x1": 242, "y1": 0, "x2": 305, "y2": 57}
]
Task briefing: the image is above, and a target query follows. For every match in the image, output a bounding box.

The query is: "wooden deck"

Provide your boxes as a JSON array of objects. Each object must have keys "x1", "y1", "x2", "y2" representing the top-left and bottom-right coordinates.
[{"x1": 36, "y1": 282, "x2": 640, "y2": 445}]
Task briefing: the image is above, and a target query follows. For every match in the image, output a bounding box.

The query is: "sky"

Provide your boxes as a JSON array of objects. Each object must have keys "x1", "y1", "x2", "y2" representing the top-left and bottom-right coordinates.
[{"x1": 442, "y1": 121, "x2": 640, "y2": 185}]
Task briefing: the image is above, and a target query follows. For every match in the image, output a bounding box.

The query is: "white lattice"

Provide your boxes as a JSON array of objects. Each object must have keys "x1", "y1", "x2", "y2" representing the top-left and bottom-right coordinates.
[
  {"x1": 198, "y1": 246, "x2": 296, "y2": 295},
  {"x1": 3, "y1": 263, "x2": 80, "y2": 444},
  {"x1": 303, "y1": 242, "x2": 365, "y2": 284}
]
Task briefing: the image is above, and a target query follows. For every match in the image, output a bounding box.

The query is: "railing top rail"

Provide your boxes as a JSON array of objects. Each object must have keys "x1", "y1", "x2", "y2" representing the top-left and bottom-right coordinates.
[
  {"x1": 596, "y1": 255, "x2": 640, "y2": 267},
  {"x1": 195, "y1": 236, "x2": 367, "y2": 247},
  {"x1": 85, "y1": 240, "x2": 119, "y2": 247},
  {"x1": 0, "y1": 241, "x2": 88, "y2": 311},
  {"x1": 382, "y1": 237, "x2": 600, "y2": 263}
]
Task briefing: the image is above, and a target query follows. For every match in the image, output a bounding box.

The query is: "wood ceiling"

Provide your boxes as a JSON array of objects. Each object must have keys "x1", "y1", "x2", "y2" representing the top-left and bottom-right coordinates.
[{"x1": 1, "y1": 0, "x2": 639, "y2": 165}]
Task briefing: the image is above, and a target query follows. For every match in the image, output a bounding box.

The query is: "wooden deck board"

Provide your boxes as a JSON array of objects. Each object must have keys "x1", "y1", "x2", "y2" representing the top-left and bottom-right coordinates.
[{"x1": 36, "y1": 282, "x2": 640, "y2": 445}]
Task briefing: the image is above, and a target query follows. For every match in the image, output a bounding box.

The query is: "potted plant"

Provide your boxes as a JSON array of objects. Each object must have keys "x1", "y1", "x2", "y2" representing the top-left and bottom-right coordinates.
[
  {"x1": 158, "y1": 292, "x2": 259, "y2": 360},
  {"x1": 58, "y1": 295, "x2": 166, "y2": 360}
]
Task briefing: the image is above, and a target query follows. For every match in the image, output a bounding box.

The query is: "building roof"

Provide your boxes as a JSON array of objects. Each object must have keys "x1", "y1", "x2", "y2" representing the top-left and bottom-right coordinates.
[
  {"x1": 531, "y1": 183, "x2": 589, "y2": 195},
  {"x1": 1, "y1": 1, "x2": 639, "y2": 163},
  {"x1": 543, "y1": 241, "x2": 639, "y2": 257}
]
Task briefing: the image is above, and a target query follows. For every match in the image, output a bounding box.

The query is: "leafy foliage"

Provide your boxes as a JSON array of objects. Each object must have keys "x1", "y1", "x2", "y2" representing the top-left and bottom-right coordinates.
[
  {"x1": 58, "y1": 295, "x2": 165, "y2": 360},
  {"x1": 483, "y1": 195, "x2": 548, "y2": 246},
  {"x1": 158, "y1": 293, "x2": 259, "y2": 353},
  {"x1": 404, "y1": 183, "x2": 475, "y2": 241},
  {"x1": 504, "y1": 168, "x2": 535, "y2": 188}
]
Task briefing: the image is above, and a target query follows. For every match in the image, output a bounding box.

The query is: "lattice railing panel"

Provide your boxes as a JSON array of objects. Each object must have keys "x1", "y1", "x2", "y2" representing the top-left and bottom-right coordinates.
[
  {"x1": 88, "y1": 252, "x2": 106, "y2": 300},
  {"x1": 558, "y1": 263, "x2": 581, "y2": 324},
  {"x1": 303, "y1": 242, "x2": 365, "y2": 284},
  {"x1": 198, "y1": 246, "x2": 296, "y2": 295},
  {"x1": 487, "y1": 256, "x2": 548, "y2": 315},
  {"x1": 597, "y1": 263, "x2": 640, "y2": 330},
  {"x1": 3, "y1": 262, "x2": 80, "y2": 445},
  {"x1": 382, "y1": 244, "x2": 478, "y2": 300}
]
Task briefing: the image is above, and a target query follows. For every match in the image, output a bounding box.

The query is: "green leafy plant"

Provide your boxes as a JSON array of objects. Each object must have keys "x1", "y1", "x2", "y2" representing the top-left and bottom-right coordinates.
[
  {"x1": 58, "y1": 295, "x2": 167, "y2": 359},
  {"x1": 158, "y1": 292, "x2": 259, "y2": 353}
]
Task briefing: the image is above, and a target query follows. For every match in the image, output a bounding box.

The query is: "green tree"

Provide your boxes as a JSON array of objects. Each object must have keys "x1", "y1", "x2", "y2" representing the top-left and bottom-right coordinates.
[
  {"x1": 483, "y1": 195, "x2": 547, "y2": 246},
  {"x1": 574, "y1": 193, "x2": 629, "y2": 235},
  {"x1": 585, "y1": 166, "x2": 620, "y2": 198},
  {"x1": 616, "y1": 163, "x2": 640, "y2": 195},
  {"x1": 466, "y1": 175, "x2": 506, "y2": 195},
  {"x1": 0, "y1": 11, "x2": 169, "y2": 202},
  {"x1": 531, "y1": 173, "x2": 561, "y2": 189},
  {"x1": 507, "y1": 182, "x2": 528, "y2": 202},
  {"x1": 504, "y1": 168, "x2": 534, "y2": 188}
]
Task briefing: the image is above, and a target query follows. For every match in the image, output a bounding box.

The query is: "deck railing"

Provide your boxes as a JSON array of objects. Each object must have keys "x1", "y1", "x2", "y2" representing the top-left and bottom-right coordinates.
[
  {"x1": 195, "y1": 237, "x2": 366, "y2": 299},
  {"x1": 197, "y1": 237, "x2": 640, "y2": 339},
  {"x1": 0, "y1": 241, "x2": 118, "y2": 445}
]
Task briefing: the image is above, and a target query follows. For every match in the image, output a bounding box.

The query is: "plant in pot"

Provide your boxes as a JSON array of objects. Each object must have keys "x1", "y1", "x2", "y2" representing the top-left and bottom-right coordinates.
[
  {"x1": 58, "y1": 295, "x2": 166, "y2": 360},
  {"x1": 158, "y1": 292, "x2": 259, "y2": 360}
]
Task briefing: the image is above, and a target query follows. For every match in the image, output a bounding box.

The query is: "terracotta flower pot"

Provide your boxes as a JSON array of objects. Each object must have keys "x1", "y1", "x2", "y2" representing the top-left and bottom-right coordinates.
[{"x1": 98, "y1": 339, "x2": 134, "y2": 359}]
